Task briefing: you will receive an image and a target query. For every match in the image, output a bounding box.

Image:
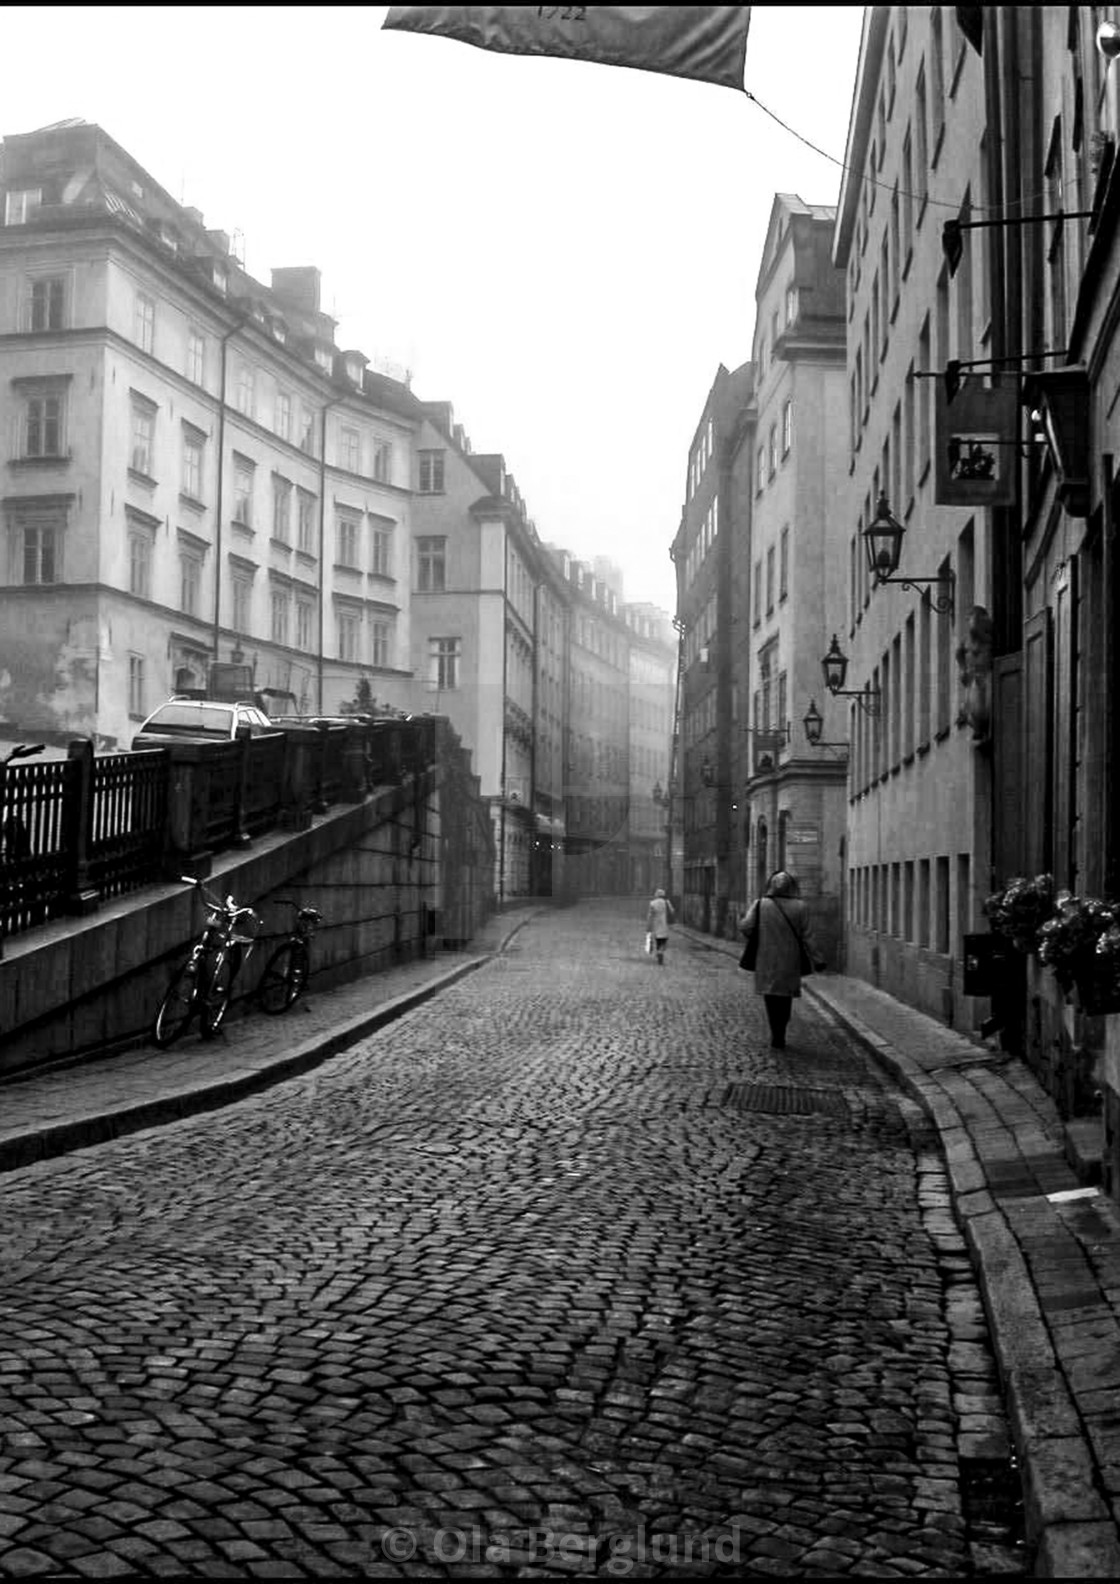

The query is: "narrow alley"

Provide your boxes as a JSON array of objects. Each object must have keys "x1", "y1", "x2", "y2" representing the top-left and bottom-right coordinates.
[{"x1": 0, "y1": 904, "x2": 1025, "y2": 1577}]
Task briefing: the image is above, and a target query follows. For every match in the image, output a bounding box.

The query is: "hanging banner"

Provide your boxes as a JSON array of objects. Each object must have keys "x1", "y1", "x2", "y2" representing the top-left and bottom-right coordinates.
[
  {"x1": 935, "y1": 374, "x2": 1018, "y2": 506},
  {"x1": 382, "y1": 6, "x2": 752, "y2": 93}
]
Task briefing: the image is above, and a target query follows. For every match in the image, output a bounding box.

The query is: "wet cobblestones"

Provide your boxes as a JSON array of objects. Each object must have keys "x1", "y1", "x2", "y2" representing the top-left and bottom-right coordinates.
[{"x1": 0, "y1": 903, "x2": 1025, "y2": 1575}]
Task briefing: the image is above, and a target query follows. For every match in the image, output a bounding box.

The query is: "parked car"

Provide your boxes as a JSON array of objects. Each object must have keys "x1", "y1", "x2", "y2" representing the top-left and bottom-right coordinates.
[{"x1": 131, "y1": 698, "x2": 276, "y2": 750}]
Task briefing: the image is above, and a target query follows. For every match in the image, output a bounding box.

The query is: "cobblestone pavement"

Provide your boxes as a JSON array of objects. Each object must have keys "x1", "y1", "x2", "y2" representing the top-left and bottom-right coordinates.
[{"x1": 0, "y1": 902, "x2": 1025, "y2": 1578}]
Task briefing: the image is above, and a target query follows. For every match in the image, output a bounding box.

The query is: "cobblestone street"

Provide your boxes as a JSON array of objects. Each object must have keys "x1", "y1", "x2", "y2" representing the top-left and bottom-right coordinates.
[{"x1": 0, "y1": 902, "x2": 1025, "y2": 1578}]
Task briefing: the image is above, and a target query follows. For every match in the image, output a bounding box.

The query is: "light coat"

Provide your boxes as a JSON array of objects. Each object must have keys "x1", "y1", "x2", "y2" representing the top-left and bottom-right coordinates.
[
  {"x1": 647, "y1": 895, "x2": 674, "y2": 937},
  {"x1": 738, "y1": 895, "x2": 819, "y2": 997}
]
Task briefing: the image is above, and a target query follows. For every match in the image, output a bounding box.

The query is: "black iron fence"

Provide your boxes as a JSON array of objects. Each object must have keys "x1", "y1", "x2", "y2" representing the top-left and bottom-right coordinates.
[{"x1": 0, "y1": 718, "x2": 435, "y2": 958}]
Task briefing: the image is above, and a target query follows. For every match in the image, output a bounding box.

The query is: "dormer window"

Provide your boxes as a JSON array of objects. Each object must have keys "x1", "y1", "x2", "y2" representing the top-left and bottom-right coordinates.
[
  {"x1": 271, "y1": 319, "x2": 286, "y2": 344},
  {"x1": 314, "y1": 345, "x2": 333, "y2": 372},
  {"x1": 212, "y1": 264, "x2": 227, "y2": 295},
  {"x1": 785, "y1": 285, "x2": 798, "y2": 325},
  {"x1": 5, "y1": 188, "x2": 42, "y2": 225}
]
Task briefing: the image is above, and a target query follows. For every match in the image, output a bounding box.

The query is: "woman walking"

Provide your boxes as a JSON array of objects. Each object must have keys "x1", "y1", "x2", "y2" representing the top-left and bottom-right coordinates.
[
  {"x1": 738, "y1": 870, "x2": 822, "y2": 1048},
  {"x1": 646, "y1": 887, "x2": 675, "y2": 966}
]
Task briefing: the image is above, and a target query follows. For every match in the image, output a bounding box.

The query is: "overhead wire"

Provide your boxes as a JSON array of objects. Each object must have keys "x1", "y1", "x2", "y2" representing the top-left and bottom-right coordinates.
[{"x1": 743, "y1": 85, "x2": 1073, "y2": 219}]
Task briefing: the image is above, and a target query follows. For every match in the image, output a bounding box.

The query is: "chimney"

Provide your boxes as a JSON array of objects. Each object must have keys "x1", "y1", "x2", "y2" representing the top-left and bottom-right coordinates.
[
  {"x1": 183, "y1": 206, "x2": 205, "y2": 228},
  {"x1": 271, "y1": 266, "x2": 322, "y2": 313},
  {"x1": 206, "y1": 228, "x2": 231, "y2": 255}
]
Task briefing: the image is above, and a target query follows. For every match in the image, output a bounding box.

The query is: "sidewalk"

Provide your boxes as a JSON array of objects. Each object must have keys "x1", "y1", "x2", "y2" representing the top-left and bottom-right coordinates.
[
  {"x1": 0, "y1": 907, "x2": 539, "y2": 1176},
  {"x1": 683, "y1": 923, "x2": 1120, "y2": 1578}
]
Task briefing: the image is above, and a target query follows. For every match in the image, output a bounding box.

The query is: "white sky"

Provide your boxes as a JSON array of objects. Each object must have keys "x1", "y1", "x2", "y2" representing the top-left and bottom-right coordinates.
[{"x1": 3, "y1": 5, "x2": 864, "y2": 613}]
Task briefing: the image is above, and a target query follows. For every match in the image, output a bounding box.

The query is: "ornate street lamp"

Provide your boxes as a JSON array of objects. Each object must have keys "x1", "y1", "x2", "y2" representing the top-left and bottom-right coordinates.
[
  {"x1": 803, "y1": 697, "x2": 849, "y2": 754},
  {"x1": 861, "y1": 494, "x2": 955, "y2": 615},
  {"x1": 821, "y1": 636, "x2": 881, "y2": 717}
]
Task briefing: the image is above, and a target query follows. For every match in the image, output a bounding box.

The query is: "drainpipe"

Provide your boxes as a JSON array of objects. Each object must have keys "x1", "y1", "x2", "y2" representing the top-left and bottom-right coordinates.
[
  {"x1": 212, "y1": 316, "x2": 246, "y2": 663},
  {"x1": 530, "y1": 579, "x2": 541, "y2": 895},
  {"x1": 316, "y1": 392, "x2": 344, "y2": 713}
]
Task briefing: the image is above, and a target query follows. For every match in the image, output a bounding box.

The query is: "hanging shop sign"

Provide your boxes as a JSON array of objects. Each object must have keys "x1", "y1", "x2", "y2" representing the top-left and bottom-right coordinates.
[{"x1": 935, "y1": 374, "x2": 1018, "y2": 507}]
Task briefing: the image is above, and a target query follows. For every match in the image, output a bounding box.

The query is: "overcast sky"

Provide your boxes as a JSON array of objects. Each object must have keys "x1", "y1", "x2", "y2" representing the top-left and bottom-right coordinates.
[{"x1": 4, "y1": 5, "x2": 864, "y2": 614}]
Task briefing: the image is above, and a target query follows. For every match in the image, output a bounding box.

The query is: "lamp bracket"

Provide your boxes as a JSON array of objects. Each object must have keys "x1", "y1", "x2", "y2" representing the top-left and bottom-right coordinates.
[
  {"x1": 874, "y1": 568, "x2": 955, "y2": 617},
  {"x1": 827, "y1": 685, "x2": 882, "y2": 718}
]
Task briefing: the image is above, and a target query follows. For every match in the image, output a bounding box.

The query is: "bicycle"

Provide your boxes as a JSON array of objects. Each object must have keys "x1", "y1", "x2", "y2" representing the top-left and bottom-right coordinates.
[
  {"x1": 152, "y1": 876, "x2": 262, "y2": 1048},
  {"x1": 257, "y1": 899, "x2": 323, "y2": 1014}
]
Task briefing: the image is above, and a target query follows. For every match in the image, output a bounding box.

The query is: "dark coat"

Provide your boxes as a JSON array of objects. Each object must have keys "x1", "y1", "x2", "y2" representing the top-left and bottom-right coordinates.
[{"x1": 738, "y1": 896, "x2": 819, "y2": 997}]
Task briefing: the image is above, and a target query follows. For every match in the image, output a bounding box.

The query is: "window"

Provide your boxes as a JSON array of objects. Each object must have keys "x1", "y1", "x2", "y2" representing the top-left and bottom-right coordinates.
[
  {"x1": 187, "y1": 328, "x2": 205, "y2": 385},
  {"x1": 891, "y1": 187, "x2": 901, "y2": 305},
  {"x1": 233, "y1": 460, "x2": 254, "y2": 526},
  {"x1": 418, "y1": 450, "x2": 445, "y2": 493},
  {"x1": 340, "y1": 427, "x2": 360, "y2": 472},
  {"x1": 295, "y1": 598, "x2": 313, "y2": 652},
  {"x1": 275, "y1": 391, "x2": 291, "y2": 442},
  {"x1": 338, "y1": 608, "x2": 360, "y2": 662},
  {"x1": 417, "y1": 535, "x2": 446, "y2": 591},
  {"x1": 430, "y1": 636, "x2": 461, "y2": 690},
  {"x1": 936, "y1": 556, "x2": 953, "y2": 732},
  {"x1": 8, "y1": 504, "x2": 64, "y2": 584},
  {"x1": 756, "y1": 446, "x2": 766, "y2": 494},
  {"x1": 128, "y1": 654, "x2": 145, "y2": 718},
  {"x1": 936, "y1": 855, "x2": 951, "y2": 954},
  {"x1": 930, "y1": 11, "x2": 945, "y2": 156},
  {"x1": 235, "y1": 362, "x2": 255, "y2": 418},
  {"x1": 779, "y1": 526, "x2": 789, "y2": 600},
  {"x1": 130, "y1": 404, "x2": 155, "y2": 476},
  {"x1": 179, "y1": 552, "x2": 202, "y2": 616},
  {"x1": 297, "y1": 489, "x2": 316, "y2": 553},
  {"x1": 182, "y1": 431, "x2": 204, "y2": 499},
  {"x1": 785, "y1": 284, "x2": 797, "y2": 325},
  {"x1": 298, "y1": 405, "x2": 316, "y2": 455},
  {"x1": 753, "y1": 557, "x2": 762, "y2": 626},
  {"x1": 272, "y1": 477, "x2": 292, "y2": 543},
  {"x1": 29, "y1": 276, "x2": 65, "y2": 331},
  {"x1": 24, "y1": 391, "x2": 64, "y2": 457},
  {"x1": 768, "y1": 423, "x2": 778, "y2": 478},
  {"x1": 777, "y1": 670, "x2": 787, "y2": 736},
  {"x1": 271, "y1": 589, "x2": 290, "y2": 646},
  {"x1": 904, "y1": 612, "x2": 916, "y2": 760},
  {"x1": 232, "y1": 576, "x2": 251, "y2": 633},
  {"x1": 371, "y1": 619, "x2": 391, "y2": 668},
  {"x1": 766, "y1": 546, "x2": 775, "y2": 614},
  {"x1": 902, "y1": 132, "x2": 914, "y2": 262},
  {"x1": 135, "y1": 293, "x2": 155, "y2": 354},
  {"x1": 918, "y1": 316, "x2": 931, "y2": 480},
  {"x1": 337, "y1": 511, "x2": 360, "y2": 567},
  {"x1": 373, "y1": 440, "x2": 392, "y2": 483},
  {"x1": 129, "y1": 529, "x2": 151, "y2": 597},
  {"x1": 782, "y1": 399, "x2": 793, "y2": 456},
  {"x1": 5, "y1": 188, "x2": 41, "y2": 224},
  {"x1": 371, "y1": 518, "x2": 393, "y2": 577},
  {"x1": 916, "y1": 65, "x2": 929, "y2": 210}
]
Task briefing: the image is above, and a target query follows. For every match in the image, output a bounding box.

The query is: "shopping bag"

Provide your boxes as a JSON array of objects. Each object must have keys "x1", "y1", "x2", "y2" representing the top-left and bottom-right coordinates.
[{"x1": 645, "y1": 932, "x2": 653, "y2": 955}]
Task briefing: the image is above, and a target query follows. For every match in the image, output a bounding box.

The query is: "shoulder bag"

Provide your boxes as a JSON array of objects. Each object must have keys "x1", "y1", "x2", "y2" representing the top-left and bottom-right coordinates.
[{"x1": 772, "y1": 898, "x2": 816, "y2": 976}]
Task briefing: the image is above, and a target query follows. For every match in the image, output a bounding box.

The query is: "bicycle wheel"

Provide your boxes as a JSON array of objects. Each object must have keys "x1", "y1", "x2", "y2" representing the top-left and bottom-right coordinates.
[
  {"x1": 199, "y1": 951, "x2": 234, "y2": 1039},
  {"x1": 257, "y1": 941, "x2": 309, "y2": 1014},
  {"x1": 153, "y1": 962, "x2": 198, "y2": 1048}
]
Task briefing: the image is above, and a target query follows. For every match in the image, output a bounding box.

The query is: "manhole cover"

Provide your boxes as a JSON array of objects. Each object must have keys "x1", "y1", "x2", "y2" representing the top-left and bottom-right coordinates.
[{"x1": 723, "y1": 1083, "x2": 850, "y2": 1119}]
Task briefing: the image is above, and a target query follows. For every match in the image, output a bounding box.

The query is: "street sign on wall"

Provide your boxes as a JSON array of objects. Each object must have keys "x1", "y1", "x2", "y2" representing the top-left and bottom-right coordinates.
[{"x1": 935, "y1": 374, "x2": 1017, "y2": 506}]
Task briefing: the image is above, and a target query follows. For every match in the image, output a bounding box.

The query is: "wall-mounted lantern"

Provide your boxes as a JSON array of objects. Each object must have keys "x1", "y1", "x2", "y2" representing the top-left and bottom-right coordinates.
[
  {"x1": 861, "y1": 494, "x2": 955, "y2": 615},
  {"x1": 821, "y1": 635, "x2": 881, "y2": 717}
]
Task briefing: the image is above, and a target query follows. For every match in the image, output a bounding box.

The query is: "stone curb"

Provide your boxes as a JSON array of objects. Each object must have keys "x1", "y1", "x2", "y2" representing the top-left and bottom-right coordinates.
[{"x1": 0, "y1": 912, "x2": 535, "y2": 1177}]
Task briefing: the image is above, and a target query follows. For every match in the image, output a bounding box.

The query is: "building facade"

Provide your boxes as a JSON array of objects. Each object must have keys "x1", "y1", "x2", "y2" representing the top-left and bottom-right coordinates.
[
  {"x1": 833, "y1": 8, "x2": 993, "y2": 1029},
  {"x1": 743, "y1": 196, "x2": 849, "y2": 964},
  {"x1": 0, "y1": 120, "x2": 418, "y2": 747},
  {"x1": 672, "y1": 361, "x2": 753, "y2": 935},
  {"x1": 624, "y1": 601, "x2": 677, "y2": 898}
]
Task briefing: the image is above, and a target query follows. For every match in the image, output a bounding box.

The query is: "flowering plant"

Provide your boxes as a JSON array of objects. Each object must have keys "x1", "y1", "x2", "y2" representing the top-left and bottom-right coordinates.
[
  {"x1": 1037, "y1": 892, "x2": 1119, "y2": 991},
  {"x1": 983, "y1": 873, "x2": 1056, "y2": 955}
]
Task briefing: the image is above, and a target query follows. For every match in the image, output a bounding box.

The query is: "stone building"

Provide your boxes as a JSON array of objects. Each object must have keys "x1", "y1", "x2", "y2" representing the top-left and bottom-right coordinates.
[
  {"x1": 671, "y1": 361, "x2": 753, "y2": 936},
  {"x1": 0, "y1": 119, "x2": 418, "y2": 747},
  {"x1": 742, "y1": 195, "x2": 848, "y2": 965},
  {"x1": 832, "y1": 8, "x2": 993, "y2": 1028}
]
